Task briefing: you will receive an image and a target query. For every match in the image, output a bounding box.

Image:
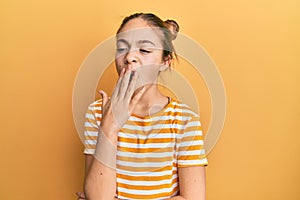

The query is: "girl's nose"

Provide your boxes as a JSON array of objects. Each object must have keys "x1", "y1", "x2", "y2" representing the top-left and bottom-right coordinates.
[{"x1": 124, "y1": 50, "x2": 138, "y2": 65}]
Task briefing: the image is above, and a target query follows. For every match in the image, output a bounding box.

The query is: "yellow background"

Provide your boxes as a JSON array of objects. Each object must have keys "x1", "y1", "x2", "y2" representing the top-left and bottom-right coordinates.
[{"x1": 1, "y1": 0, "x2": 299, "y2": 199}]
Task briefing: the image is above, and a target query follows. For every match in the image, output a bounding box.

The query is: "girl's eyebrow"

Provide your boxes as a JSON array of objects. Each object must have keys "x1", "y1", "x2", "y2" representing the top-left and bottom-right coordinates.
[
  {"x1": 137, "y1": 40, "x2": 156, "y2": 46},
  {"x1": 117, "y1": 39, "x2": 129, "y2": 46},
  {"x1": 117, "y1": 39, "x2": 156, "y2": 47}
]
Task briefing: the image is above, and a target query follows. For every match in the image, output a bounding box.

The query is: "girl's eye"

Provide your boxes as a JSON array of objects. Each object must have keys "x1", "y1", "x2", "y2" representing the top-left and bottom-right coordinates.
[
  {"x1": 140, "y1": 49, "x2": 151, "y2": 53},
  {"x1": 117, "y1": 48, "x2": 128, "y2": 53}
]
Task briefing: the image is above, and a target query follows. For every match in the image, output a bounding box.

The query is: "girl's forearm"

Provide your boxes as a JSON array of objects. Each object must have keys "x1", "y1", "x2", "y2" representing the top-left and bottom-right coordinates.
[
  {"x1": 84, "y1": 160, "x2": 116, "y2": 199},
  {"x1": 84, "y1": 128, "x2": 118, "y2": 200}
]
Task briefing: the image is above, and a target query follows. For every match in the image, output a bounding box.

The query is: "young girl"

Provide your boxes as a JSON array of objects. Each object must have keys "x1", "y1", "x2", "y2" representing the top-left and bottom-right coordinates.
[{"x1": 78, "y1": 13, "x2": 208, "y2": 200}]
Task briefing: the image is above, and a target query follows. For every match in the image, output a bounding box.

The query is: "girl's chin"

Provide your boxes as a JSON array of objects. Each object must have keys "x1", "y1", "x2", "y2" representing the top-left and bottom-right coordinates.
[{"x1": 135, "y1": 78, "x2": 157, "y2": 90}]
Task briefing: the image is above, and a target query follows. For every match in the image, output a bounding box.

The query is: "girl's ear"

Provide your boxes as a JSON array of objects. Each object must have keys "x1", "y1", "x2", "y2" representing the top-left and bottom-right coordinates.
[{"x1": 160, "y1": 55, "x2": 171, "y2": 71}]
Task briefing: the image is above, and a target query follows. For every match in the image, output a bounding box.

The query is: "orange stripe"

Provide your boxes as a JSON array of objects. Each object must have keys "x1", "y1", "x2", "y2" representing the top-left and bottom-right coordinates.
[
  {"x1": 117, "y1": 178, "x2": 177, "y2": 190},
  {"x1": 117, "y1": 186, "x2": 178, "y2": 199},
  {"x1": 178, "y1": 154, "x2": 206, "y2": 160},
  {"x1": 127, "y1": 119, "x2": 188, "y2": 126},
  {"x1": 177, "y1": 163, "x2": 207, "y2": 167},
  {"x1": 117, "y1": 155, "x2": 174, "y2": 163},
  {"x1": 85, "y1": 134, "x2": 202, "y2": 143},
  {"x1": 164, "y1": 111, "x2": 194, "y2": 117},
  {"x1": 84, "y1": 135, "x2": 98, "y2": 140},
  {"x1": 178, "y1": 145, "x2": 203, "y2": 151},
  {"x1": 119, "y1": 127, "x2": 179, "y2": 135},
  {"x1": 84, "y1": 127, "x2": 98, "y2": 132},
  {"x1": 94, "y1": 109, "x2": 102, "y2": 115},
  {"x1": 85, "y1": 144, "x2": 96, "y2": 148},
  {"x1": 85, "y1": 118, "x2": 96, "y2": 124},
  {"x1": 116, "y1": 164, "x2": 174, "y2": 172},
  {"x1": 185, "y1": 126, "x2": 202, "y2": 132},
  {"x1": 118, "y1": 146, "x2": 174, "y2": 153},
  {"x1": 181, "y1": 135, "x2": 203, "y2": 142},
  {"x1": 118, "y1": 137, "x2": 175, "y2": 144},
  {"x1": 116, "y1": 170, "x2": 177, "y2": 181}
]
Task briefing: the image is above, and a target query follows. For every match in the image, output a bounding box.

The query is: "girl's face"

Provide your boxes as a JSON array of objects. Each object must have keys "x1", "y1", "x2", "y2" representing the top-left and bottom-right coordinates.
[{"x1": 115, "y1": 18, "x2": 169, "y2": 89}]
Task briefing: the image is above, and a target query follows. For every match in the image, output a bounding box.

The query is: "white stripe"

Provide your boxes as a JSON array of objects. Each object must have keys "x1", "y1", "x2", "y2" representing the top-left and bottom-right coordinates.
[
  {"x1": 164, "y1": 107, "x2": 196, "y2": 115},
  {"x1": 129, "y1": 115, "x2": 191, "y2": 122},
  {"x1": 171, "y1": 102, "x2": 198, "y2": 114},
  {"x1": 117, "y1": 175, "x2": 177, "y2": 186},
  {"x1": 117, "y1": 168, "x2": 174, "y2": 176},
  {"x1": 85, "y1": 140, "x2": 97, "y2": 145},
  {"x1": 123, "y1": 123, "x2": 187, "y2": 131},
  {"x1": 94, "y1": 113, "x2": 102, "y2": 118},
  {"x1": 90, "y1": 100, "x2": 102, "y2": 106},
  {"x1": 179, "y1": 140, "x2": 203, "y2": 147},
  {"x1": 85, "y1": 113, "x2": 95, "y2": 119},
  {"x1": 177, "y1": 149, "x2": 206, "y2": 156},
  {"x1": 178, "y1": 158, "x2": 208, "y2": 165},
  {"x1": 171, "y1": 101, "x2": 188, "y2": 107},
  {"x1": 118, "y1": 132, "x2": 176, "y2": 139},
  {"x1": 183, "y1": 130, "x2": 203, "y2": 137},
  {"x1": 92, "y1": 106, "x2": 102, "y2": 111},
  {"x1": 84, "y1": 122, "x2": 98, "y2": 128},
  {"x1": 84, "y1": 149, "x2": 95, "y2": 154},
  {"x1": 84, "y1": 131, "x2": 98, "y2": 136},
  {"x1": 186, "y1": 120, "x2": 201, "y2": 127},
  {"x1": 117, "y1": 160, "x2": 173, "y2": 168},
  {"x1": 117, "y1": 142, "x2": 175, "y2": 148},
  {"x1": 117, "y1": 182, "x2": 178, "y2": 195},
  {"x1": 117, "y1": 151, "x2": 174, "y2": 158}
]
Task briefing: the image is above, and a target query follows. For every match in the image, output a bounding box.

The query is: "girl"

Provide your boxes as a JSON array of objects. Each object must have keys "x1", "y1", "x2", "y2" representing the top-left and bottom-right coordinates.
[{"x1": 78, "y1": 13, "x2": 208, "y2": 200}]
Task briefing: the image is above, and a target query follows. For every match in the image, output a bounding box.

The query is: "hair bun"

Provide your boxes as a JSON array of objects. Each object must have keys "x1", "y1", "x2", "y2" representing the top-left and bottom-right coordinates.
[{"x1": 164, "y1": 19, "x2": 180, "y2": 40}]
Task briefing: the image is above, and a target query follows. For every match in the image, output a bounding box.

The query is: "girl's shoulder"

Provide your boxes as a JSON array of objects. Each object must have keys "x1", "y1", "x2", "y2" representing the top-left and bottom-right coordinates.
[
  {"x1": 88, "y1": 99, "x2": 103, "y2": 110},
  {"x1": 168, "y1": 98, "x2": 200, "y2": 119}
]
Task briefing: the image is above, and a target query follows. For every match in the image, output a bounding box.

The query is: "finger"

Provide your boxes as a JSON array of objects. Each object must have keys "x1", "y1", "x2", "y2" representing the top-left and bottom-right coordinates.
[
  {"x1": 118, "y1": 69, "x2": 132, "y2": 99},
  {"x1": 98, "y1": 90, "x2": 108, "y2": 106},
  {"x1": 98, "y1": 90, "x2": 109, "y2": 113},
  {"x1": 124, "y1": 70, "x2": 138, "y2": 104},
  {"x1": 129, "y1": 86, "x2": 146, "y2": 112},
  {"x1": 111, "y1": 67, "x2": 125, "y2": 100}
]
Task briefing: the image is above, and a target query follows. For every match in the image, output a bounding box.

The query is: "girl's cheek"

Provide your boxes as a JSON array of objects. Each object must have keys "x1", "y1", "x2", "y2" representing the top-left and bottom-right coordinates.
[{"x1": 115, "y1": 65, "x2": 123, "y2": 75}]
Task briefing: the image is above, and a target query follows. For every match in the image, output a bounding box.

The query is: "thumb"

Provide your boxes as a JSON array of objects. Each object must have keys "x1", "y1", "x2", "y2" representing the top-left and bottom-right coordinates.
[{"x1": 98, "y1": 90, "x2": 109, "y2": 106}]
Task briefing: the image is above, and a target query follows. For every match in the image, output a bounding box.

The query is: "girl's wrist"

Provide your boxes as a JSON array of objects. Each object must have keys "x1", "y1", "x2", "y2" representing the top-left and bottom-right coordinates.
[
  {"x1": 98, "y1": 127, "x2": 118, "y2": 146},
  {"x1": 94, "y1": 128, "x2": 118, "y2": 169}
]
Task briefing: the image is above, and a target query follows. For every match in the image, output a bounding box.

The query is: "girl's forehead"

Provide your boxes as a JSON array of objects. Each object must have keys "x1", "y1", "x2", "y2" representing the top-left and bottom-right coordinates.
[
  {"x1": 117, "y1": 28, "x2": 163, "y2": 48},
  {"x1": 118, "y1": 18, "x2": 150, "y2": 32},
  {"x1": 117, "y1": 18, "x2": 163, "y2": 46}
]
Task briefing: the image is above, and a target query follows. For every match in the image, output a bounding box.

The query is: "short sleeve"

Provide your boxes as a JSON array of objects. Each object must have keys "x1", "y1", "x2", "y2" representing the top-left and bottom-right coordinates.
[
  {"x1": 83, "y1": 100, "x2": 102, "y2": 154},
  {"x1": 176, "y1": 115, "x2": 208, "y2": 167}
]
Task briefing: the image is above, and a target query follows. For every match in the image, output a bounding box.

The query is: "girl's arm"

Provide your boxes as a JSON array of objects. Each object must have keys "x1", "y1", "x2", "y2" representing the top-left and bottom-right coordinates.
[
  {"x1": 83, "y1": 68, "x2": 145, "y2": 200},
  {"x1": 81, "y1": 155, "x2": 119, "y2": 200},
  {"x1": 84, "y1": 123, "x2": 120, "y2": 200},
  {"x1": 167, "y1": 166, "x2": 206, "y2": 200},
  {"x1": 84, "y1": 153, "x2": 117, "y2": 200}
]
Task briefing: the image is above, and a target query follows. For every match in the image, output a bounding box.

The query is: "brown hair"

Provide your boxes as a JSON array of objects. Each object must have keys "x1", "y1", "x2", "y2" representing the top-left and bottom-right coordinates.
[{"x1": 116, "y1": 13, "x2": 179, "y2": 63}]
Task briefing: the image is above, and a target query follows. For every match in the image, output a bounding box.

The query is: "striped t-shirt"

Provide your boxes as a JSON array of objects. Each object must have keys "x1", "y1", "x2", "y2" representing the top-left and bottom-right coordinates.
[{"x1": 83, "y1": 97, "x2": 208, "y2": 199}]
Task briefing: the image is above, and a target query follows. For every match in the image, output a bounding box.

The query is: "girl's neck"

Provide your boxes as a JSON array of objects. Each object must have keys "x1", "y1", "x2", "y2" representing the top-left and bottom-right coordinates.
[{"x1": 132, "y1": 84, "x2": 169, "y2": 117}]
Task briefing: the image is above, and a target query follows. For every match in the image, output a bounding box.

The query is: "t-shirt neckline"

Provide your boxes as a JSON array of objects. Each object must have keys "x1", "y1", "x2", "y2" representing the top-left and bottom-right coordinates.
[{"x1": 131, "y1": 97, "x2": 172, "y2": 119}]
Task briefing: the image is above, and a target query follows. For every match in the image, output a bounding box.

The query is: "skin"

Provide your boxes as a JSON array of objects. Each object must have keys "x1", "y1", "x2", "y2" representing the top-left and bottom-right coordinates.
[{"x1": 77, "y1": 18, "x2": 206, "y2": 200}]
